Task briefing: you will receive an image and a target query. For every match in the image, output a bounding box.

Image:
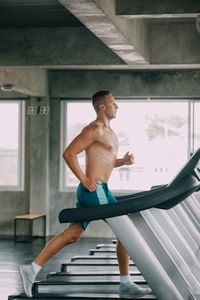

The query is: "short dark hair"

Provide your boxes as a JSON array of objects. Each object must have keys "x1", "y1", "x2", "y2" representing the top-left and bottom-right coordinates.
[{"x1": 92, "y1": 90, "x2": 111, "y2": 112}]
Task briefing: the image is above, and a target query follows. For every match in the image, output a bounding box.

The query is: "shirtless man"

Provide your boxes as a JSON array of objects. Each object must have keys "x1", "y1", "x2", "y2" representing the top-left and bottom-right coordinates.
[{"x1": 20, "y1": 90, "x2": 151, "y2": 298}]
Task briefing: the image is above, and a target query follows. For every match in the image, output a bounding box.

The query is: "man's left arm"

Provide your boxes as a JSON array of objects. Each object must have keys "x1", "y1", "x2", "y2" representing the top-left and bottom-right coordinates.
[{"x1": 115, "y1": 151, "x2": 134, "y2": 168}]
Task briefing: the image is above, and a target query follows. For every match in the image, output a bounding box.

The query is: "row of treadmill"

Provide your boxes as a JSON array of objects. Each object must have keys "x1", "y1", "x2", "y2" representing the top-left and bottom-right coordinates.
[{"x1": 9, "y1": 192, "x2": 200, "y2": 300}]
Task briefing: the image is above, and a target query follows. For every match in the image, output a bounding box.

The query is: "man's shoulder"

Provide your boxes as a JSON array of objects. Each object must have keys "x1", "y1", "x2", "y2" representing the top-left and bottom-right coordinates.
[{"x1": 82, "y1": 121, "x2": 104, "y2": 136}]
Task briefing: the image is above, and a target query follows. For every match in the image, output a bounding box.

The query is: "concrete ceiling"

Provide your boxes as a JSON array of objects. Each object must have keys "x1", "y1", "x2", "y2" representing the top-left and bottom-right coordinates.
[
  {"x1": 0, "y1": 0, "x2": 200, "y2": 70},
  {"x1": 0, "y1": 0, "x2": 82, "y2": 28},
  {"x1": 57, "y1": 0, "x2": 200, "y2": 68}
]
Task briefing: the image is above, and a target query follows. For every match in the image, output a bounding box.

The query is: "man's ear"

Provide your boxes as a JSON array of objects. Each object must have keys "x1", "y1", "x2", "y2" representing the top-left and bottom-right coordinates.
[{"x1": 99, "y1": 103, "x2": 105, "y2": 111}]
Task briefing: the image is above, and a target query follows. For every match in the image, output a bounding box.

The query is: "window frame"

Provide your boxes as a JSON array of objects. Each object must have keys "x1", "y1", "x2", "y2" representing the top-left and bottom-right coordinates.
[
  {"x1": 189, "y1": 100, "x2": 200, "y2": 155},
  {"x1": 60, "y1": 98, "x2": 199, "y2": 193},
  {"x1": 0, "y1": 100, "x2": 25, "y2": 191}
]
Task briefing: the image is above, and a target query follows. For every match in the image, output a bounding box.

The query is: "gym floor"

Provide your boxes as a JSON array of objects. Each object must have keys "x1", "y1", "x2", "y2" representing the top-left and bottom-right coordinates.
[{"x1": 0, "y1": 236, "x2": 112, "y2": 300}]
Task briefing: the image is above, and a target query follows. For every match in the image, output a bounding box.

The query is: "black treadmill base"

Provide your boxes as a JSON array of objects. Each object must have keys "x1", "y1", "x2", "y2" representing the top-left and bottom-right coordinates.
[{"x1": 8, "y1": 292, "x2": 157, "y2": 300}]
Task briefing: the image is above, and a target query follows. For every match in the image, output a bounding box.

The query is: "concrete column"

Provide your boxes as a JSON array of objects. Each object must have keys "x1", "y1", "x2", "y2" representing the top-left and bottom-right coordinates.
[{"x1": 28, "y1": 97, "x2": 50, "y2": 236}]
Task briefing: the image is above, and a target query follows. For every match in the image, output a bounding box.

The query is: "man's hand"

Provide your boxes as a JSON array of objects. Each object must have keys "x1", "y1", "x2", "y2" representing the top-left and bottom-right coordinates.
[
  {"x1": 82, "y1": 178, "x2": 100, "y2": 192},
  {"x1": 123, "y1": 151, "x2": 134, "y2": 165}
]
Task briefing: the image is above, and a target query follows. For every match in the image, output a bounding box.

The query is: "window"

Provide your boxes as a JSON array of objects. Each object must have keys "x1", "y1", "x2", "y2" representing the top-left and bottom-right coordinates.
[
  {"x1": 60, "y1": 102, "x2": 95, "y2": 189},
  {"x1": 0, "y1": 101, "x2": 24, "y2": 190},
  {"x1": 193, "y1": 101, "x2": 200, "y2": 152},
  {"x1": 61, "y1": 100, "x2": 189, "y2": 191}
]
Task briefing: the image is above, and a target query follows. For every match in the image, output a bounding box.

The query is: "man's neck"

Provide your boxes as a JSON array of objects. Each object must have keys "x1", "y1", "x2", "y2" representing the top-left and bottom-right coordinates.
[{"x1": 96, "y1": 115, "x2": 111, "y2": 127}]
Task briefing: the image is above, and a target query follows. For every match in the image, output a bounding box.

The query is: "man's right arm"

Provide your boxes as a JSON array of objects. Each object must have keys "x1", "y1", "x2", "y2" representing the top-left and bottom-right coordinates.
[{"x1": 62, "y1": 127, "x2": 99, "y2": 192}]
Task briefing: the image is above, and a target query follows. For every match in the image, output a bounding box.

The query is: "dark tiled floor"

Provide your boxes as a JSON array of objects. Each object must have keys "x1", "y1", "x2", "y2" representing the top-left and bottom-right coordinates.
[{"x1": 0, "y1": 236, "x2": 112, "y2": 300}]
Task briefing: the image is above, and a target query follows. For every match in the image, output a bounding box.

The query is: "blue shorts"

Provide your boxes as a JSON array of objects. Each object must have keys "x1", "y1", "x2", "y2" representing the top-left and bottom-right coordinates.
[{"x1": 70, "y1": 181, "x2": 117, "y2": 229}]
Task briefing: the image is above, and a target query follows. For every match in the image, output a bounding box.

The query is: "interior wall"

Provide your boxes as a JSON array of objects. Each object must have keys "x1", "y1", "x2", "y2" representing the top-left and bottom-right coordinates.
[
  {"x1": 0, "y1": 95, "x2": 50, "y2": 237},
  {"x1": 0, "y1": 95, "x2": 29, "y2": 237},
  {"x1": 0, "y1": 69, "x2": 199, "y2": 238},
  {"x1": 49, "y1": 69, "x2": 200, "y2": 98},
  {"x1": 0, "y1": 27, "x2": 124, "y2": 66},
  {"x1": 47, "y1": 69, "x2": 200, "y2": 237}
]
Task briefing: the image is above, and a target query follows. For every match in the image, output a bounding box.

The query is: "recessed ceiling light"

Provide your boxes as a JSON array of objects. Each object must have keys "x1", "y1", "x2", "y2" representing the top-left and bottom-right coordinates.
[{"x1": 0, "y1": 84, "x2": 14, "y2": 92}]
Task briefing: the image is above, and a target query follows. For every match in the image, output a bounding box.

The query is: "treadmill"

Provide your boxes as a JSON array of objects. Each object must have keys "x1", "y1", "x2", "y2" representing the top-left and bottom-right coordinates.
[
  {"x1": 9, "y1": 148, "x2": 200, "y2": 299},
  {"x1": 58, "y1": 147, "x2": 200, "y2": 300}
]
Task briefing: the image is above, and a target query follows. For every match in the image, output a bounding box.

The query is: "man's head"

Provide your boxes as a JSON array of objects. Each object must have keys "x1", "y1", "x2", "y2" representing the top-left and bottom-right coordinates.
[
  {"x1": 92, "y1": 90, "x2": 118, "y2": 120},
  {"x1": 92, "y1": 90, "x2": 111, "y2": 113}
]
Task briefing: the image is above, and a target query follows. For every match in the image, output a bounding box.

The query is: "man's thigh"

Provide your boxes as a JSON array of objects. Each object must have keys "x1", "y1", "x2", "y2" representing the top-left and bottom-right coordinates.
[{"x1": 65, "y1": 222, "x2": 85, "y2": 236}]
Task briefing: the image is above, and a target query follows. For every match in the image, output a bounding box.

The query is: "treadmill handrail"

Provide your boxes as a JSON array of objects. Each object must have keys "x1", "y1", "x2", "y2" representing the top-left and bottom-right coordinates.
[
  {"x1": 59, "y1": 175, "x2": 200, "y2": 223},
  {"x1": 59, "y1": 147, "x2": 200, "y2": 224}
]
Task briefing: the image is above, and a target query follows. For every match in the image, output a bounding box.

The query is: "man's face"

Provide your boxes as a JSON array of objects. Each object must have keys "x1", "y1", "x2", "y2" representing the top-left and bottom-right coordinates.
[{"x1": 103, "y1": 94, "x2": 119, "y2": 119}]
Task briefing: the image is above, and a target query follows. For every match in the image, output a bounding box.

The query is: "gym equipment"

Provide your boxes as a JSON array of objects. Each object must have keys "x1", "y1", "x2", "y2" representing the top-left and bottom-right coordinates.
[
  {"x1": 10, "y1": 246, "x2": 154, "y2": 300},
  {"x1": 70, "y1": 255, "x2": 119, "y2": 261},
  {"x1": 58, "y1": 148, "x2": 200, "y2": 300},
  {"x1": 10, "y1": 150, "x2": 199, "y2": 299},
  {"x1": 31, "y1": 239, "x2": 152, "y2": 299},
  {"x1": 96, "y1": 243, "x2": 116, "y2": 249},
  {"x1": 182, "y1": 195, "x2": 200, "y2": 230},
  {"x1": 47, "y1": 269, "x2": 142, "y2": 279},
  {"x1": 89, "y1": 248, "x2": 116, "y2": 255},
  {"x1": 9, "y1": 291, "x2": 156, "y2": 300},
  {"x1": 61, "y1": 260, "x2": 136, "y2": 273},
  {"x1": 16, "y1": 237, "x2": 152, "y2": 299},
  {"x1": 47, "y1": 275, "x2": 144, "y2": 283},
  {"x1": 59, "y1": 147, "x2": 200, "y2": 223},
  {"x1": 33, "y1": 275, "x2": 148, "y2": 296}
]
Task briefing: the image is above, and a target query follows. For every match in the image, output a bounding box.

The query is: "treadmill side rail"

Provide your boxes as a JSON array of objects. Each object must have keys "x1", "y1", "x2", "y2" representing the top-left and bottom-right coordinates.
[{"x1": 106, "y1": 215, "x2": 183, "y2": 300}]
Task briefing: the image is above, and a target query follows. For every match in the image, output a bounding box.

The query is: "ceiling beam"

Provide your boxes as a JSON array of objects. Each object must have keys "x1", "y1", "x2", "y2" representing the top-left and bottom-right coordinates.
[
  {"x1": 0, "y1": 68, "x2": 48, "y2": 96},
  {"x1": 116, "y1": 0, "x2": 200, "y2": 18},
  {"x1": 46, "y1": 64, "x2": 200, "y2": 70},
  {"x1": 58, "y1": 0, "x2": 149, "y2": 64}
]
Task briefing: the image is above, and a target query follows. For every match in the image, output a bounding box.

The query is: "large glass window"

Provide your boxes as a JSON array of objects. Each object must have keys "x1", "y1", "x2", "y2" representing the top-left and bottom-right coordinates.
[
  {"x1": 194, "y1": 101, "x2": 200, "y2": 151},
  {"x1": 61, "y1": 100, "x2": 189, "y2": 191},
  {"x1": 0, "y1": 101, "x2": 24, "y2": 190}
]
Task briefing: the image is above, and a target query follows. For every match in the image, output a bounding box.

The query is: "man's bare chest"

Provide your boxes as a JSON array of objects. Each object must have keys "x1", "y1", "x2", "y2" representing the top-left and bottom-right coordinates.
[{"x1": 98, "y1": 130, "x2": 119, "y2": 154}]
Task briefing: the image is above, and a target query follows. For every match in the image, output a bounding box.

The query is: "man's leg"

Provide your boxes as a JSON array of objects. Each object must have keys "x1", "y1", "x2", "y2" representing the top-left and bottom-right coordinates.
[
  {"x1": 20, "y1": 223, "x2": 84, "y2": 297},
  {"x1": 116, "y1": 239, "x2": 152, "y2": 298},
  {"x1": 116, "y1": 239, "x2": 130, "y2": 276},
  {"x1": 35, "y1": 223, "x2": 84, "y2": 266}
]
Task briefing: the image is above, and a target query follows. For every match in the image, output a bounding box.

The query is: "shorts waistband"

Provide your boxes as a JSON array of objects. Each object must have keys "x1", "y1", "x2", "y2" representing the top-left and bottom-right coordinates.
[
  {"x1": 79, "y1": 180, "x2": 108, "y2": 187},
  {"x1": 96, "y1": 180, "x2": 107, "y2": 186}
]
